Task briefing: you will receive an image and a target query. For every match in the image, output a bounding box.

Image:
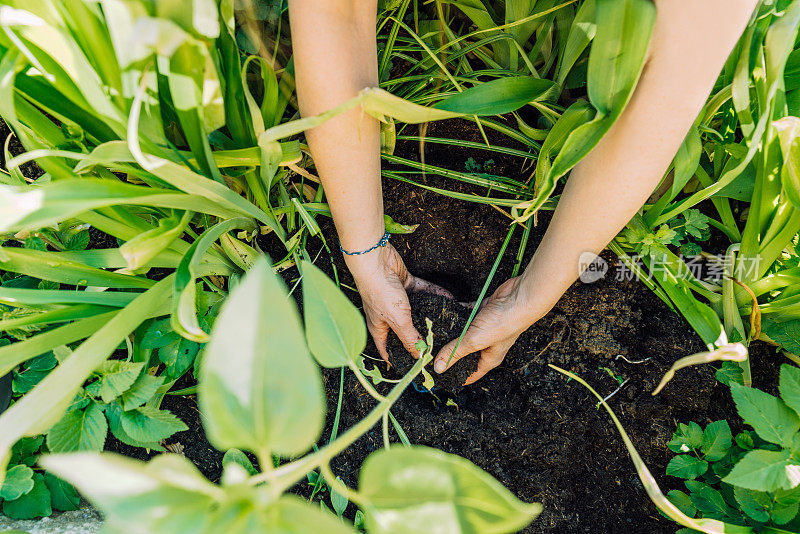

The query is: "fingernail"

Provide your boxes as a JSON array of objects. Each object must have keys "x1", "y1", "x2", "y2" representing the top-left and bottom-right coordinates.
[{"x1": 434, "y1": 360, "x2": 446, "y2": 373}]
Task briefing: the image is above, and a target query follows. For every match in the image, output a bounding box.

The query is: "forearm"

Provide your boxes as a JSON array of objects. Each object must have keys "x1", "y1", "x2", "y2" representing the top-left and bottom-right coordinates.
[
  {"x1": 517, "y1": 0, "x2": 757, "y2": 322},
  {"x1": 288, "y1": 0, "x2": 383, "y2": 253}
]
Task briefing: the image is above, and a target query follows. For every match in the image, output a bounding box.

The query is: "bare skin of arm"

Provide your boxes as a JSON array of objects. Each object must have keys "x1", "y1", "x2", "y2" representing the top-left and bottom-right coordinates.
[
  {"x1": 433, "y1": 0, "x2": 760, "y2": 383},
  {"x1": 288, "y1": 0, "x2": 450, "y2": 361},
  {"x1": 288, "y1": 0, "x2": 758, "y2": 381}
]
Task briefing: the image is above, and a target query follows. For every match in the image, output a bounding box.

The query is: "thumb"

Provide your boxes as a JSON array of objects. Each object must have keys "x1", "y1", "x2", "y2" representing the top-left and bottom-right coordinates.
[{"x1": 434, "y1": 331, "x2": 480, "y2": 374}]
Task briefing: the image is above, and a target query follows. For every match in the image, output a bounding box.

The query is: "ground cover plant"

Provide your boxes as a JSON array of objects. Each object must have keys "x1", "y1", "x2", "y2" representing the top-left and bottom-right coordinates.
[{"x1": 0, "y1": 0, "x2": 799, "y2": 532}]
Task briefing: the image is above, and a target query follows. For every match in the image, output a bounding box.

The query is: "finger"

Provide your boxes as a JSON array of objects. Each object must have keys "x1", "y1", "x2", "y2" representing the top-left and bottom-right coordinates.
[
  {"x1": 406, "y1": 276, "x2": 454, "y2": 299},
  {"x1": 433, "y1": 334, "x2": 479, "y2": 374},
  {"x1": 458, "y1": 300, "x2": 476, "y2": 309},
  {"x1": 369, "y1": 323, "x2": 390, "y2": 364},
  {"x1": 464, "y1": 346, "x2": 508, "y2": 385},
  {"x1": 391, "y1": 315, "x2": 424, "y2": 358}
]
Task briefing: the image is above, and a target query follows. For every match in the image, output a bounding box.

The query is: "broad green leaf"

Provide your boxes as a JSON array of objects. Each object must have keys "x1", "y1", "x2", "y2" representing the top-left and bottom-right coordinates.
[
  {"x1": 43, "y1": 472, "x2": 79, "y2": 512},
  {"x1": 688, "y1": 485, "x2": 737, "y2": 522},
  {"x1": 301, "y1": 260, "x2": 366, "y2": 368},
  {"x1": 104, "y1": 402, "x2": 164, "y2": 452},
  {"x1": 46, "y1": 402, "x2": 108, "y2": 453},
  {"x1": 359, "y1": 446, "x2": 541, "y2": 534},
  {"x1": 773, "y1": 487, "x2": 800, "y2": 525},
  {"x1": 96, "y1": 361, "x2": 145, "y2": 403},
  {"x1": 0, "y1": 464, "x2": 34, "y2": 500},
  {"x1": 120, "y1": 406, "x2": 187, "y2": 443},
  {"x1": 730, "y1": 383, "x2": 800, "y2": 447},
  {"x1": 40, "y1": 452, "x2": 219, "y2": 531},
  {"x1": 667, "y1": 490, "x2": 697, "y2": 518},
  {"x1": 668, "y1": 422, "x2": 705, "y2": 453},
  {"x1": 0, "y1": 278, "x2": 172, "y2": 483},
  {"x1": 780, "y1": 364, "x2": 800, "y2": 418},
  {"x1": 120, "y1": 373, "x2": 164, "y2": 411},
  {"x1": 667, "y1": 455, "x2": 709, "y2": 480},
  {"x1": 723, "y1": 450, "x2": 794, "y2": 492},
  {"x1": 2, "y1": 472, "x2": 51, "y2": 520},
  {"x1": 253, "y1": 496, "x2": 358, "y2": 534},
  {"x1": 702, "y1": 421, "x2": 733, "y2": 462},
  {"x1": 733, "y1": 486, "x2": 770, "y2": 522},
  {"x1": 199, "y1": 256, "x2": 325, "y2": 459},
  {"x1": 221, "y1": 448, "x2": 256, "y2": 476},
  {"x1": 774, "y1": 117, "x2": 800, "y2": 209},
  {"x1": 763, "y1": 318, "x2": 800, "y2": 357},
  {"x1": 434, "y1": 77, "x2": 554, "y2": 116}
]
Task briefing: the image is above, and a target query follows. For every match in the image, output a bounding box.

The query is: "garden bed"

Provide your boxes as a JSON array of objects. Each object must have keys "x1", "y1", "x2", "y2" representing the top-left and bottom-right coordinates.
[{"x1": 105, "y1": 120, "x2": 758, "y2": 532}]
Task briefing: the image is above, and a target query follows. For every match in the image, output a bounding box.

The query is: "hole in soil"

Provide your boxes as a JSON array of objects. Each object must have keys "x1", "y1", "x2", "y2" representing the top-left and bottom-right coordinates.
[{"x1": 414, "y1": 271, "x2": 473, "y2": 302}]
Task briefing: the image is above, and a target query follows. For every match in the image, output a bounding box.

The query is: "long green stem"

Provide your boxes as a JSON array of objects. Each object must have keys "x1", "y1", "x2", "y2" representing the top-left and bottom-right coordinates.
[{"x1": 252, "y1": 353, "x2": 430, "y2": 492}]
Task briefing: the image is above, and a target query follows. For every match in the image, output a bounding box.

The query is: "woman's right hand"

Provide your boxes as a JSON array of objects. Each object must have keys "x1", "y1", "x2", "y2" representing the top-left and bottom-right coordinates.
[{"x1": 345, "y1": 242, "x2": 452, "y2": 363}]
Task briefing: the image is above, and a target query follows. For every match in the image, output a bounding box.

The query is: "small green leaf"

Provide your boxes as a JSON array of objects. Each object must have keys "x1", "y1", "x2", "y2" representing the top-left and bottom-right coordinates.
[
  {"x1": 666, "y1": 490, "x2": 696, "y2": 518},
  {"x1": 104, "y1": 402, "x2": 163, "y2": 451},
  {"x1": 780, "y1": 364, "x2": 800, "y2": 417},
  {"x1": 222, "y1": 448, "x2": 256, "y2": 476},
  {"x1": 383, "y1": 214, "x2": 417, "y2": 234},
  {"x1": 730, "y1": 383, "x2": 800, "y2": 446},
  {"x1": 120, "y1": 406, "x2": 187, "y2": 443},
  {"x1": 735, "y1": 432, "x2": 755, "y2": 450},
  {"x1": 2, "y1": 472, "x2": 51, "y2": 519},
  {"x1": 140, "y1": 318, "x2": 180, "y2": 349},
  {"x1": 0, "y1": 464, "x2": 34, "y2": 500},
  {"x1": 682, "y1": 210, "x2": 710, "y2": 240},
  {"x1": 716, "y1": 362, "x2": 744, "y2": 386},
  {"x1": 10, "y1": 436, "x2": 44, "y2": 467},
  {"x1": 723, "y1": 449, "x2": 794, "y2": 492},
  {"x1": 762, "y1": 318, "x2": 800, "y2": 355},
  {"x1": 43, "y1": 473, "x2": 79, "y2": 512},
  {"x1": 95, "y1": 361, "x2": 146, "y2": 403},
  {"x1": 434, "y1": 77, "x2": 554, "y2": 116},
  {"x1": 46, "y1": 402, "x2": 108, "y2": 452},
  {"x1": 331, "y1": 477, "x2": 349, "y2": 516},
  {"x1": 733, "y1": 486, "x2": 771, "y2": 522},
  {"x1": 773, "y1": 486, "x2": 800, "y2": 525},
  {"x1": 12, "y1": 353, "x2": 58, "y2": 394},
  {"x1": 359, "y1": 446, "x2": 541, "y2": 534},
  {"x1": 668, "y1": 422, "x2": 704, "y2": 453},
  {"x1": 666, "y1": 455, "x2": 708, "y2": 480},
  {"x1": 119, "y1": 373, "x2": 164, "y2": 411},
  {"x1": 301, "y1": 260, "x2": 366, "y2": 368},
  {"x1": 688, "y1": 484, "x2": 736, "y2": 521},
  {"x1": 701, "y1": 420, "x2": 732, "y2": 462}
]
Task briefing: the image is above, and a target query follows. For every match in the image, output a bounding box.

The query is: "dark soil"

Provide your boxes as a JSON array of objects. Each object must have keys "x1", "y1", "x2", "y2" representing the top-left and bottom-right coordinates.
[
  {"x1": 110, "y1": 118, "x2": 747, "y2": 532},
  {"x1": 386, "y1": 293, "x2": 480, "y2": 396}
]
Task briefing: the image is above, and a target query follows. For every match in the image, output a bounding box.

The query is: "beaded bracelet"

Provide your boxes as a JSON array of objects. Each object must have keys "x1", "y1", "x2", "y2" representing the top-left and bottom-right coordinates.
[{"x1": 340, "y1": 231, "x2": 390, "y2": 256}]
